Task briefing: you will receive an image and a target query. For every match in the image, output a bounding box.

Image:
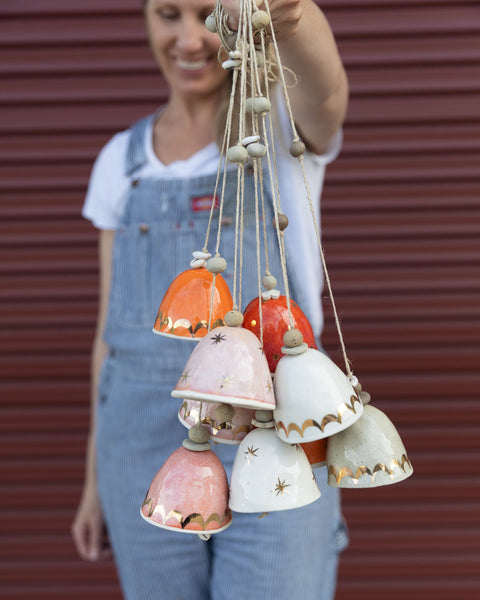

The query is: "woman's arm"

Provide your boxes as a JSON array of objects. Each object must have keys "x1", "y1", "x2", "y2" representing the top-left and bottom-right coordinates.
[
  {"x1": 71, "y1": 229, "x2": 114, "y2": 561},
  {"x1": 222, "y1": 0, "x2": 349, "y2": 153}
]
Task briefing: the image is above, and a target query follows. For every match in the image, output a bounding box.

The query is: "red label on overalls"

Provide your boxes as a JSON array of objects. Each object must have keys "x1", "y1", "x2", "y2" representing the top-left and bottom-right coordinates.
[{"x1": 191, "y1": 195, "x2": 219, "y2": 212}]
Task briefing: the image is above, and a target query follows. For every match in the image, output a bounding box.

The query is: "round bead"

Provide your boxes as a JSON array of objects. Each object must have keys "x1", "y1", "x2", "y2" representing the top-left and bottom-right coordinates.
[
  {"x1": 226, "y1": 145, "x2": 248, "y2": 163},
  {"x1": 359, "y1": 391, "x2": 371, "y2": 405},
  {"x1": 188, "y1": 425, "x2": 210, "y2": 444},
  {"x1": 224, "y1": 309, "x2": 244, "y2": 327},
  {"x1": 255, "y1": 409, "x2": 274, "y2": 423},
  {"x1": 229, "y1": 50, "x2": 242, "y2": 60},
  {"x1": 289, "y1": 140, "x2": 306, "y2": 158},
  {"x1": 283, "y1": 328, "x2": 304, "y2": 348},
  {"x1": 206, "y1": 256, "x2": 227, "y2": 274},
  {"x1": 273, "y1": 213, "x2": 289, "y2": 231},
  {"x1": 251, "y1": 10, "x2": 270, "y2": 30},
  {"x1": 247, "y1": 142, "x2": 267, "y2": 157},
  {"x1": 214, "y1": 403, "x2": 235, "y2": 422},
  {"x1": 204, "y1": 14, "x2": 217, "y2": 33},
  {"x1": 245, "y1": 97, "x2": 255, "y2": 113},
  {"x1": 252, "y1": 96, "x2": 271, "y2": 114},
  {"x1": 262, "y1": 274, "x2": 277, "y2": 290}
]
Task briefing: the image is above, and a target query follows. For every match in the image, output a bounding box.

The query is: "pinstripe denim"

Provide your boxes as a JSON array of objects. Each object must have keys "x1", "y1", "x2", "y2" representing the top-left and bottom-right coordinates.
[{"x1": 96, "y1": 116, "x2": 348, "y2": 600}]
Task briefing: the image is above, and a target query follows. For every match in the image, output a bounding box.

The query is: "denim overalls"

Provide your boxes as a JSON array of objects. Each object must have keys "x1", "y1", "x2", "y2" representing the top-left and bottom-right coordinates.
[{"x1": 96, "y1": 115, "x2": 347, "y2": 600}]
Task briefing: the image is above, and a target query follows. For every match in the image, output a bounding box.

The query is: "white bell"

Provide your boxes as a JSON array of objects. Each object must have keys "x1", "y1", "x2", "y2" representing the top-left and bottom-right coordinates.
[
  {"x1": 229, "y1": 411, "x2": 320, "y2": 513},
  {"x1": 273, "y1": 348, "x2": 363, "y2": 443},
  {"x1": 327, "y1": 404, "x2": 413, "y2": 488}
]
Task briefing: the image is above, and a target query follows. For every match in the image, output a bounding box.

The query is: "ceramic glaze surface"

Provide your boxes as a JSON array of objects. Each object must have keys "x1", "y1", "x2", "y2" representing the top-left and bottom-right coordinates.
[
  {"x1": 141, "y1": 446, "x2": 232, "y2": 532},
  {"x1": 300, "y1": 438, "x2": 327, "y2": 468},
  {"x1": 229, "y1": 427, "x2": 321, "y2": 513},
  {"x1": 171, "y1": 326, "x2": 275, "y2": 410},
  {"x1": 178, "y1": 400, "x2": 255, "y2": 444},
  {"x1": 327, "y1": 404, "x2": 413, "y2": 488},
  {"x1": 274, "y1": 348, "x2": 363, "y2": 443},
  {"x1": 243, "y1": 295, "x2": 317, "y2": 372},
  {"x1": 153, "y1": 268, "x2": 232, "y2": 340}
]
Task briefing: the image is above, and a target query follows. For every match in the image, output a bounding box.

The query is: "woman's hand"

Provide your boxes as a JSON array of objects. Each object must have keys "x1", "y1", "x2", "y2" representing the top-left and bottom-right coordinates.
[
  {"x1": 221, "y1": 0, "x2": 303, "y2": 41},
  {"x1": 71, "y1": 482, "x2": 111, "y2": 561}
]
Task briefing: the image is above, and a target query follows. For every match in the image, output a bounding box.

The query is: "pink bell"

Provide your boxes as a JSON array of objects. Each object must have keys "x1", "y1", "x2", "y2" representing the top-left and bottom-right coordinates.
[
  {"x1": 178, "y1": 400, "x2": 256, "y2": 444},
  {"x1": 171, "y1": 326, "x2": 275, "y2": 410},
  {"x1": 140, "y1": 426, "x2": 232, "y2": 538}
]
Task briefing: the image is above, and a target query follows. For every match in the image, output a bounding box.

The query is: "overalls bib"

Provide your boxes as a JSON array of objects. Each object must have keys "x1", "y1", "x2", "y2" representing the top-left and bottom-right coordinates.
[{"x1": 96, "y1": 115, "x2": 346, "y2": 600}]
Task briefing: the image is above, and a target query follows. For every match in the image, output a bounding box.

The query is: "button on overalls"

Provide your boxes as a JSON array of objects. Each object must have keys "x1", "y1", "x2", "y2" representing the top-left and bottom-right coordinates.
[{"x1": 96, "y1": 115, "x2": 347, "y2": 600}]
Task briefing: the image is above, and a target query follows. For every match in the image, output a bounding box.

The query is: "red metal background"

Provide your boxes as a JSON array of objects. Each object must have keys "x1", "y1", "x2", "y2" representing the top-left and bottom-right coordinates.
[{"x1": 1, "y1": 1, "x2": 479, "y2": 598}]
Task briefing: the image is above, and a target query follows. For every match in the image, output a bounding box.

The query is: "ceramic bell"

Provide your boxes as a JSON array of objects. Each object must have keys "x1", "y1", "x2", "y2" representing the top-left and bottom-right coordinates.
[
  {"x1": 178, "y1": 400, "x2": 256, "y2": 444},
  {"x1": 229, "y1": 411, "x2": 321, "y2": 513},
  {"x1": 171, "y1": 326, "x2": 275, "y2": 410},
  {"x1": 243, "y1": 295, "x2": 317, "y2": 373},
  {"x1": 153, "y1": 267, "x2": 232, "y2": 341},
  {"x1": 327, "y1": 404, "x2": 413, "y2": 488},
  {"x1": 274, "y1": 347, "x2": 363, "y2": 443},
  {"x1": 140, "y1": 426, "x2": 232, "y2": 538}
]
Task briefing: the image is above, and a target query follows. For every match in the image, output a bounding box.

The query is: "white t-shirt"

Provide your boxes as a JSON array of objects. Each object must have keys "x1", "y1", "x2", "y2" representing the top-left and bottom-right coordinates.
[{"x1": 83, "y1": 100, "x2": 341, "y2": 337}]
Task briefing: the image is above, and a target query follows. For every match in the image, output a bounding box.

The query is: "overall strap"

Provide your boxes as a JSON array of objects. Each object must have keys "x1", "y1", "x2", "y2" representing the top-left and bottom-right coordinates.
[{"x1": 125, "y1": 114, "x2": 154, "y2": 176}]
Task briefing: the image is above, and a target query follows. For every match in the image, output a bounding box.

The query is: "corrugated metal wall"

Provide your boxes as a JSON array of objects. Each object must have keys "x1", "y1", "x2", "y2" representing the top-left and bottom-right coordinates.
[{"x1": 1, "y1": 1, "x2": 479, "y2": 598}]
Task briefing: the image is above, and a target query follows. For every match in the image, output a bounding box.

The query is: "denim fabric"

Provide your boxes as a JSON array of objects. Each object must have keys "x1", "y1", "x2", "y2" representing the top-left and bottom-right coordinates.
[{"x1": 97, "y1": 115, "x2": 347, "y2": 600}]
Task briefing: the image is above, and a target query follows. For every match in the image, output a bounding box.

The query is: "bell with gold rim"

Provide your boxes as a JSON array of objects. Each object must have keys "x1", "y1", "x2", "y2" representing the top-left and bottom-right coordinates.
[
  {"x1": 327, "y1": 403, "x2": 413, "y2": 488},
  {"x1": 152, "y1": 267, "x2": 233, "y2": 341},
  {"x1": 171, "y1": 325, "x2": 275, "y2": 411},
  {"x1": 229, "y1": 411, "x2": 321, "y2": 513},
  {"x1": 140, "y1": 425, "x2": 232, "y2": 539},
  {"x1": 273, "y1": 347, "x2": 363, "y2": 444},
  {"x1": 178, "y1": 399, "x2": 256, "y2": 444}
]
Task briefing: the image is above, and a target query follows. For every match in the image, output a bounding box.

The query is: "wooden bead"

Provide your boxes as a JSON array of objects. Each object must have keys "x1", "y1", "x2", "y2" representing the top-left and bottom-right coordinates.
[
  {"x1": 283, "y1": 328, "x2": 304, "y2": 347},
  {"x1": 289, "y1": 140, "x2": 306, "y2": 157},
  {"x1": 226, "y1": 145, "x2": 248, "y2": 163},
  {"x1": 251, "y1": 10, "x2": 270, "y2": 30},
  {"x1": 204, "y1": 14, "x2": 217, "y2": 33},
  {"x1": 214, "y1": 403, "x2": 235, "y2": 422},
  {"x1": 224, "y1": 309, "x2": 244, "y2": 327},
  {"x1": 262, "y1": 274, "x2": 277, "y2": 290},
  {"x1": 247, "y1": 142, "x2": 267, "y2": 157},
  {"x1": 206, "y1": 256, "x2": 227, "y2": 274},
  {"x1": 273, "y1": 213, "x2": 289, "y2": 231}
]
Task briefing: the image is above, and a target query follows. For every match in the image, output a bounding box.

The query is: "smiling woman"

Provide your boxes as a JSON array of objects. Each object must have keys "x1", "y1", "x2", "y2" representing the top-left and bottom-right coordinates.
[{"x1": 71, "y1": 1, "x2": 349, "y2": 599}]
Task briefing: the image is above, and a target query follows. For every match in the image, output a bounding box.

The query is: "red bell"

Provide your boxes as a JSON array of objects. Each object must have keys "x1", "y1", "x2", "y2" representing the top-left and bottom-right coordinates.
[{"x1": 243, "y1": 295, "x2": 317, "y2": 373}]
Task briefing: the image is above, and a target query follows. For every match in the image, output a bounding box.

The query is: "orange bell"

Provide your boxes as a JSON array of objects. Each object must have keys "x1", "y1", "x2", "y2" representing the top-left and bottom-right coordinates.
[
  {"x1": 243, "y1": 295, "x2": 317, "y2": 372},
  {"x1": 300, "y1": 439, "x2": 327, "y2": 469},
  {"x1": 153, "y1": 268, "x2": 233, "y2": 341}
]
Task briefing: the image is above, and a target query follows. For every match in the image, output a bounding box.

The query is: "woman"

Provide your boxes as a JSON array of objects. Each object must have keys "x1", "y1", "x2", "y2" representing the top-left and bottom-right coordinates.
[{"x1": 72, "y1": 1, "x2": 349, "y2": 598}]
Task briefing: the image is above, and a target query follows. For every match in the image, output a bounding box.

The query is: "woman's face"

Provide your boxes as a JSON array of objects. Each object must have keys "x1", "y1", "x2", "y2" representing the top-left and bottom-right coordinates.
[{"x1": 144, "y1": 0, "x2": 228, "y2": 100}]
